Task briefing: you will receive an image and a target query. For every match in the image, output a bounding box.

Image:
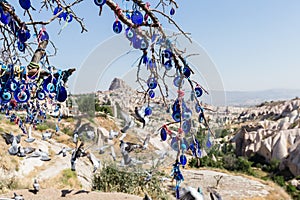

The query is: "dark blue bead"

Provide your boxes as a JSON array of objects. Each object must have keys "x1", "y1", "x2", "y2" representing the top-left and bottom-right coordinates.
[
  {"x1": 19, "y1": 0, "x2": 31, "y2": 10},
  {"x1": 195, "y1": 87, "x2": 203, "y2": 97},
  {"x1": 94, "y1": 0, "x2": 106, "y2": 6},
  {"x1": 147, "y1": 78, "x2": 157, "y2": 89},
  {"x1": 131, "y1": 11, "x2": 143, "y2": 25},
  {"x1": 148, "y1": 90, "x2": 155, "y2": 98},
  {"x1": 170, "y1": 7, "x2": 175, "y2": 15},
  {"x1": 160, "y1": 128, "x2": 167, "y2": 141},
  {"x1": 113, "y1": 21, "x2": 122, "y2": 34}
]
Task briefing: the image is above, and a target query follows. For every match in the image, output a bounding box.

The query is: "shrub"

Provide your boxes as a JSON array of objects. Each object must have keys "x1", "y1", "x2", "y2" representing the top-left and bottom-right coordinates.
[
  {"x1": 272, "y1": 175, "x2": 285, "y2": 187},
  {"x1": 36, "y1": 124, "x2": 49, "y2": 131},
  {"x1": 93, "y1": 163, "x2": 169, "y2": 199}
]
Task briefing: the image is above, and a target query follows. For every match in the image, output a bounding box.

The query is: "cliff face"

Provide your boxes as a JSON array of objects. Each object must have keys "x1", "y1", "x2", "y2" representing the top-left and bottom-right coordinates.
[
  {"x1": 108, "y1": 78, "x2": 129, "y2": 91},
  {"x1": 231, "y1": 99, "x2": 300, "y2": 176}
]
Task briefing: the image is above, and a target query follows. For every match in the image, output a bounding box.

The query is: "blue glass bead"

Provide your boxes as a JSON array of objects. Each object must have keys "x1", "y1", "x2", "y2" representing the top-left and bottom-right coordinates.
[
  {"x1": 125, "y1": 27, "x2": 135, "y2": 41},
  {"x1": 172, "y1": 111, "x2": 181, "y2": 122},
  {"x1": 17, "y1": 29, "x2": 30, "y2": 43},
  {"x1": 94, "y1": 0, "x2": 106, "y2": 6},
  {"x1": 36, "y1": 90, "x2": 46, "y2": 100},
  {"x1": 17, "y1": 42, "x2": 25, "y2": 52},
  {"x1": 1, "y1": 91, "x2": 11, "y2": 103},
  {"x1": 43, "y1": 76, "x2": 57, "y2": 93},
  {"x1": 144, "y1": 106, "x2": 152, "y2": 116},
  {"x1": 63, "y1": 13, "x2": 73, "y2": 22},
  {"x1": 0, "y1": 10, "x2": 10, "y2": 25},
  {"x1": 195, "y1": 103, "x2": 201, "y2": 113},
  {"x1": 173, "y1": 76, "x2": 184, "y2": 87},
  {"x1": 9, "y1": 79, "x2": 18, "y2": 92},
  {"x1": 180, "y1": 154, "x2": 187, "y2": 165},
  {"x1": 195, "y1": 87, "x2": 203, "y2": 97},
  {"x1": 182, "y1": 120, "x2": 191, "y2": 134},
  {"x1": 53, "y1": 7, "x2": 64, "y2": 18},
  {"x1": 170, "y1": 7, "x2": 175, "y2": 15},
  {"x1": 19, "y1": 0, "x2": 31, "y2": 10},
  {"x1": 198, "y1": 113, "x2": 204, "y2": 123},
  {"x1": 172, "y1": 99, "x2": 180, "y2": 112},
  {"x1": 183, "y1": 66, "x2": 190, "y2": 78},
  {"x1": 171, "y1": 137, "x2": 179, "y2": 151},
  {"x1": 39, "y1": 30, "x2": 49, "y2": 41},
  {"x1": 147, "y1": 59, "x2": 156, "y2": 69},
  {"x1": 113, "y1": 21, "x2": 122, "y2": 34},
  {"x1": 132, "y1": 37, "x2": 141, "y2": 49},
  {"x1": 148, "y1": 90, "x2": 155, "y2": 98},
  {"x1": 164, "y1": 49, "x2": 172, "y2": 58},
  {"x1": 14, "y1": 89, "x2": 30, "y2": 103},
  {"x1": 131, "y1": 11, "x2": 143, "y2": 25},
  {"x1": 164, "y1": 60, "x2": 172, "y2": 70},
  {"x1": 57, "y1": 86, "x2": 67, "y2": 102},
  {"x1": 147, "y1": 77, "x2": 157, "y2": 89},
  {"x1": 140, "y1": 38, "x2": 148, "y2": 50},
  {"x1": 160, "y1": 128, "x2": 167, "y2": 141}
]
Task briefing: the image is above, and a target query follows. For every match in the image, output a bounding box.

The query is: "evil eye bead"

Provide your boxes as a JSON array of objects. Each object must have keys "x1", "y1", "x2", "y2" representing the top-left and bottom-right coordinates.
[
  {"x1": 180, "y1": 155, "x2": 187, "y2": 165},
  {"x1": 140, "y1": 38, "x2": 148, "y2": 50},
  {"x1": 57, "y1": 86, "x2": 67, "y2": 102},
  {"x1": 195, "y1": 103, "x2": 201, "y2": 113},
  {"x1": 125, "y1": 27, "x2": 135, "y2": 41},
  {"x1": 94, "y1": 0, "x2": 106, "y2": 6},
  {"x1": 47, "y1": 83, "x2": 55, "y2": 93},
  {"x1": 63, "y1": 13, "x2": 73, "y2": 23},
  {"x1": 172, "y1": 111, "x2": 181, "y2": 122},
  {"x1": 36, "y1": 90, "x2": 46, "y2": 100},
  {"x1": 147, "y1": 59, "x2": 156, "y2": 69},
  {"x1": 164, "y1": 60, "x2": 172, "y2": 70},
  {"x1": 39, "y1": 30, "x2": 49, "y2": 41},
  {"x1": 14, "y1": 89, "x2": 30, "y2": 103},
  {"x1": 144, "y1": 106, "x2": 152, "y2": 116},
  {"x1": 131, "y1": 11, "x2": 143, "y2": 25},
  {"x1": 132, "y1": 37, "x2": 141, "y2": 49},
  {"x1": 171, "y1": 137, "x2": 179, "y2": 151},
  {"x1": 164, "y1": 49, "x2": 173, "y2": 58},
  {"x1": 17, "y1": 41, "x2": 26, "y2": 52},
  {"x1": 147, "y1": 77, "x2": 157, "y2": 89},
  {"x1": 9, "y1": 80, "x2": 18, "y2": 92},
  {"x1": 173, "y1": 76, "x2": 184, "y2": 87},
  {"x1": 19, "y1": 0, "x2": 31, "y2": 10},
  {"x1": 1, "y1": 91, "x2": 11, "y2": 102},
  {"x1": 195, "y1": 87, "x2": 203, "y2": 97},
  {"x1": 148, "y1": 90, "x2": 155, "y2": 98},
  {"x1": 113, "y1": 21, "x2": 122, "y2": 34},
  {"x1": 17, "y1": 29, "x2": 30, "y2": 43},
  {"x1": 160, "y1": 127, "x2": 167, "y2": 141},
  {"x1": 170, "y1": 7, "x2": 175, "y2": 16},
  {"x1": 0, "y1": 11, "x2": 11, "y2": 25},
  {"x1": 182, "y1": 120, "x2": 191, "y2": 134},
  {"x1": 183, "y1": 66, "x2": 191, "y2": 78},
  {"x1": 53, "y1": 7, "x2": 64, "y2": 18},
  {"x1": 43, "y1": 76, "x2": 57, "y2": 93},
  {"x1": 172, "y1": 99, "x2": 180, "y2": 112},
  {"x1": 198, "y1": 113, "x2": 204, "y2": 123}
]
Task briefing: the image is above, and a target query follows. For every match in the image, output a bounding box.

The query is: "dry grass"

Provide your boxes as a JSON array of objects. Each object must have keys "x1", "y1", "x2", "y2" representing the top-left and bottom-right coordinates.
[{"x1": 42, "y1": 169, "x2": 82, "y2": 189}]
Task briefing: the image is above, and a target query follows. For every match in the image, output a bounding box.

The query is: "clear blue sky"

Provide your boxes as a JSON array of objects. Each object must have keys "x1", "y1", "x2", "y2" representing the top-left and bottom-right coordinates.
[{"x1": 16, "y1": 0, "x2": 300, "y2": 92}]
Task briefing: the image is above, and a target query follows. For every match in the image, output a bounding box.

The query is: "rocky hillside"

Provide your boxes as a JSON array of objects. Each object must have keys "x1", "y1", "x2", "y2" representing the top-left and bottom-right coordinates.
[
  {"x1": 0, "y1": 78, "x2": 294, "y2": 199},
  {"x1": 229, "y1": 98, "x2": 300, "y2": 177}
]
